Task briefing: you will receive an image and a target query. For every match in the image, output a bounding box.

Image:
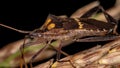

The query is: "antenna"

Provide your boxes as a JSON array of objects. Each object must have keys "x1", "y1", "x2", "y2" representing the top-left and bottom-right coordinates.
[{"x1": 0, "y1": 23, "x2": 31, "y2": 34}]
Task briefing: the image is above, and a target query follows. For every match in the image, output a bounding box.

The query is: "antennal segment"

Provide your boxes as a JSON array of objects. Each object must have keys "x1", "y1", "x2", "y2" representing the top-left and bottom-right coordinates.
[{"x1": 0, "y1": 23, "x2": 31, "y2": 34}]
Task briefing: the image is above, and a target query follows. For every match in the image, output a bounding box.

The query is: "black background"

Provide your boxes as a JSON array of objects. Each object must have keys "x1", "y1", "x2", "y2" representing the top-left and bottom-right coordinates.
[{"x1": 0, "y1": 0, "x2": 118, "y2": 65}]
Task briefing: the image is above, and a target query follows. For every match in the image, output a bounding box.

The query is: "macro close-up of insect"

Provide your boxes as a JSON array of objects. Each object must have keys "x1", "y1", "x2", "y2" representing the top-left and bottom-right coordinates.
[{"x1": 0, "y1": 0, "x2": 120, "y2": 68}]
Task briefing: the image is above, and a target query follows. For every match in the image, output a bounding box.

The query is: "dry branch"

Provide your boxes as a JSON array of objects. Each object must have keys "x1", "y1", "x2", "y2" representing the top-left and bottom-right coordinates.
[{"x1": 50, "y1": 38, "x2": 120, "y2": 68}]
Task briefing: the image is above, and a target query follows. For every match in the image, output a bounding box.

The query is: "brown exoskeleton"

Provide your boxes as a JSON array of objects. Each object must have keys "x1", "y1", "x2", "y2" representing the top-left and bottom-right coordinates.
[{"x1": 0, "y1": 4, "x2": 119, "y2": 68}]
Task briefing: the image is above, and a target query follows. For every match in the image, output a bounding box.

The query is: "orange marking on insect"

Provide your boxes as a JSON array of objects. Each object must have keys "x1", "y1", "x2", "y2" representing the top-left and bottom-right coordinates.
[
  {"x1": 45, "y1": 18, "x2": 52, "y2": 26},
  {"x1": 79, "y1": 23, "x2": 84, "y2": 29},
  {"x1": 47, "y1": 23, "x2": 56, "y2": 30},
  {"x1": 74, "y1": 18, "x2": 84, "y2": 29}
]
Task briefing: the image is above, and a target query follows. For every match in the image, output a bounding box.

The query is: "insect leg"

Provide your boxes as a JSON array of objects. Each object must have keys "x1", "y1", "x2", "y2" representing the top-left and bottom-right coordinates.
[
  {"x1": 20, "y1": 37, "x2": 29, "y2": 68},
  {"x1": 29, "y1": 40, "x2": 51, "y2": 68},
  {"x1": 98, "y1": 6, "x2": 118, "y2": 35},
  {"x1": 56, "y1": 40, "x2": 62, "y2": 61},
  {"x1": 53, "y1": 40, "x2": 76, "y2": 68},
  {"x1": 49, "y1": 44, "x2": 69, "y2": 56},
  {"x1": 55, "y1": 40, "x2": 69, "y2": 61},
  {"x1": 80, "y1": 6, "x2": 100, "y2": 18},
  {"x1": 99, "y1": 6, "x2": 118, "y2": 25},
  {"x1": 19, "y1": 37, "x2": 47, "y2": 68}
]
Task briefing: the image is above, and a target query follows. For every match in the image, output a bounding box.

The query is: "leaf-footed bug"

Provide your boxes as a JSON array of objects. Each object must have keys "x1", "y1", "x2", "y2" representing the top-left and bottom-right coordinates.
[{"x1": 0, "y1": 3, "x2": 119, "y2": 68}]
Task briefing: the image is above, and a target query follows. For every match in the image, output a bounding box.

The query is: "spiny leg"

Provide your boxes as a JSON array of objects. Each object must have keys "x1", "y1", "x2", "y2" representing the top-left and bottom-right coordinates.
[
  {"x1": 84, "y1": 0, "x2": 118, "y2": 26},
  {"x1": 98, "y1": 5, "x2": 118, "y2": 35},
  {"x1": 98, "y1": 6, "x2": 118, "y2": 25},
  {"x1": 29, "y1": 40, "x2": 52, "y2": 68},
  {"x1": 87, "y1": 4, "x2": 119, "y2": 34},
  {"x1": 80, "y1": 3, "x2": 118, "y2": 27}
]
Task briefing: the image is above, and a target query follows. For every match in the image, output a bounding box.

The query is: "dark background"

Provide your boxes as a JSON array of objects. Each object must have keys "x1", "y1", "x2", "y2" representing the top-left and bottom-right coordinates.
[{"x1": 0, "y1": 0, "x2": 117, "y2": 61}]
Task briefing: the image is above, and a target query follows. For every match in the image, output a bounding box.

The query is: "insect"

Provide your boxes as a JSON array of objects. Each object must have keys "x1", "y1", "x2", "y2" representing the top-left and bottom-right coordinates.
[{"x1": 0, "y1": 3, "x2": 119, "y2": 68}]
